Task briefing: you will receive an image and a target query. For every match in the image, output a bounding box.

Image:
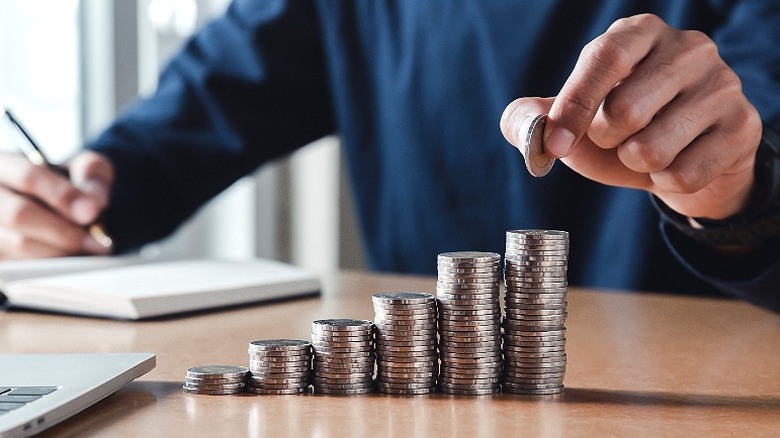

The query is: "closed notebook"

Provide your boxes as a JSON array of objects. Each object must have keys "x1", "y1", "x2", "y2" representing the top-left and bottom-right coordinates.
[{"x1": 0, "y1": 257, "x2": 320, "y2": 320}]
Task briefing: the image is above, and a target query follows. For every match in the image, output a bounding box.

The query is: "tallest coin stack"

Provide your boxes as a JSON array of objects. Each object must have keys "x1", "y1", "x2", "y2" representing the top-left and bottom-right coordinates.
[{"x1": 502, "y1": 230, "x2": 569, "y2": 395}]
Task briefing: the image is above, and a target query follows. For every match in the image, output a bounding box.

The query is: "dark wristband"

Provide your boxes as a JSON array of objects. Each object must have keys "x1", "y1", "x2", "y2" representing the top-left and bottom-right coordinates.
[{"x1": 655, "y1": 124, "x2": 780, "y2": 247}]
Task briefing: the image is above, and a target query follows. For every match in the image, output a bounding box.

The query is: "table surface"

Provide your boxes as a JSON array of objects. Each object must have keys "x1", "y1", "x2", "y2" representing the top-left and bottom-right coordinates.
[{"x1": 2, "y1": 270, "x2": 779, "y2": 437}]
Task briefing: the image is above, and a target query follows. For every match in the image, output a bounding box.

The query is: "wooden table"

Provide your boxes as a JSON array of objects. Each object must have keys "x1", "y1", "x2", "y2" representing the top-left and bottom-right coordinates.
[{"x1": 2, "y1": 271, "x2": 779, "y2": 436}]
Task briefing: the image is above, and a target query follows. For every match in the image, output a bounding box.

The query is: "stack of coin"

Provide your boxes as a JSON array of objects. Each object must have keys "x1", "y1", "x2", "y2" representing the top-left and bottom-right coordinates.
[
  {"x1": 247, "y1": 339, "x2": 312, "y2": 395},
  {"x1": 372, "y1": 292, "x2": 438, "y2": 395},
  {"x1": 436, "y1": 251, "x2": 503, "y2": 395},
  {"x1": 311, "y1": 319, "x2": 376, "y2": 395},
  {"x1": 183, "y1": 365, "x2": 249, "y2": 395},
  {"x1": 503, "y1": 229, "x2": 569, "y2": 395}
]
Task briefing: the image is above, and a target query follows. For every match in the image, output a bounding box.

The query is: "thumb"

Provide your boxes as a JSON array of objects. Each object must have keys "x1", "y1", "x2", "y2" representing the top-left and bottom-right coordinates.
[
  {"x1": 500, "y1": 97, "x2": 555, "y2": 151},
  {"x1": 65, "y1": 151, "x2": 114, "y2": 223}
]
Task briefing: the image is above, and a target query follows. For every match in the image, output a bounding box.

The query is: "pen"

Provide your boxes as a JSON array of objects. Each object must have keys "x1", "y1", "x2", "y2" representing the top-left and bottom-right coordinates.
[{"x1": 0, "y1": 107, "x2": 113, "y2": 249}]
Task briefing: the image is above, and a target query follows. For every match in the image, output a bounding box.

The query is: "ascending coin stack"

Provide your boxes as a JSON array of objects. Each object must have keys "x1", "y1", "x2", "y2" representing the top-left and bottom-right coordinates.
[
  {"x1": 310, "y1": 319, "x2": 376, "y2": 395},
  {"x1": 436, "y1": 251, "x2": 503, "y2": 395},
  {"x1": 372, "y1": 292, "x2": 439, "y2": 395},
  {"x1": 183, "y1": 365, "x2": 249, "y2": 395},
  {"x1": 247, "y1": 339, "x2": 312, "y2": 394},
  {"x1": 503, "y1": 230, "x2": 569, "y2": 395}
]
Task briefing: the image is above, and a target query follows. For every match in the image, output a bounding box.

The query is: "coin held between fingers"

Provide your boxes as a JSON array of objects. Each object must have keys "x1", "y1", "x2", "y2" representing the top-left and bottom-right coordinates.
[{"x1": 523, "y1": 114, "x2": 556, "y2": 177}]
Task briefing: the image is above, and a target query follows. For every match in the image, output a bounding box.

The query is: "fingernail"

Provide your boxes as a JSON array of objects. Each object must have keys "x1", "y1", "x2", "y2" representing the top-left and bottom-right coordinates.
[
  {"x1": 83, "y1": 234, "x2": 111, "y2": 255},
  {"x1": 71, "y1": 196, "x2": 99, "y2": 224},
  {"x1": 546, "y1": 128, "x2": 576, "y2": 157},
  {"x1": 74, "y1": 179, "x2": 109, "y2": 205}
]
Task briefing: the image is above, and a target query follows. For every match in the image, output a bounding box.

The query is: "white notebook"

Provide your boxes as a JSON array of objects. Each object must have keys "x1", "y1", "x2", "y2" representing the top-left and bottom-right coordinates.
[{"x1": 0, "y1": 257, "x2": 320, "y2": 319}]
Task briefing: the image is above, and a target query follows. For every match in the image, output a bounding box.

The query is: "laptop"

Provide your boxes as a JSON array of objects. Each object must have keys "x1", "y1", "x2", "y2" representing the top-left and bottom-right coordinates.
[{"x1": 0, "y1": 353, "x2": 156, "y2": 437}]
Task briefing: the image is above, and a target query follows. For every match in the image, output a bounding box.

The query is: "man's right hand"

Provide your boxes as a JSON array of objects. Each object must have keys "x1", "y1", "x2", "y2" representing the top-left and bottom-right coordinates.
[{"x1": 0, "y1": 150, "x2": 114, "y2": 259}]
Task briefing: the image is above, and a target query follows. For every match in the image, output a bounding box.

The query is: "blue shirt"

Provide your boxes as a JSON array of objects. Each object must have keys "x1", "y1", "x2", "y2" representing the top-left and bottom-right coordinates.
[{"x1": 87, "y1": 0, "x2": 780, "y2": 311}]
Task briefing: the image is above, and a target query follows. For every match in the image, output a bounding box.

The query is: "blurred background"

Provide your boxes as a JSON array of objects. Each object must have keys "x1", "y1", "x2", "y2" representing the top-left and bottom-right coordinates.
[{"x1": 0, "y1": 0, "x2": 365, "y2": 273}]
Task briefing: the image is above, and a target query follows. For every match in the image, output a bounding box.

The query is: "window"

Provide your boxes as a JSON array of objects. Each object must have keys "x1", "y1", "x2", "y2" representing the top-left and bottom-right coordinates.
[{"x1": 0, "y1": 0, "x2": 81, "y2": 162}]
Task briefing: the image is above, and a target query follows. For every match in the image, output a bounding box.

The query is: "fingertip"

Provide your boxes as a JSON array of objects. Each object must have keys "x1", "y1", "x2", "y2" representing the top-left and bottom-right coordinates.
[{"x1": 499, "y1": 100, "x2": 527, "y2": 147}]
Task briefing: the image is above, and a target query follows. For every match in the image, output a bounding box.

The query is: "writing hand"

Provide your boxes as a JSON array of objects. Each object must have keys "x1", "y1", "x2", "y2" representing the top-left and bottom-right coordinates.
[
  {"x1": 501, "y1": 14, "x2": 762, "y2": 220},
  {"x1": 0, "y1": 150, "x2": 114, "y2": 259}
]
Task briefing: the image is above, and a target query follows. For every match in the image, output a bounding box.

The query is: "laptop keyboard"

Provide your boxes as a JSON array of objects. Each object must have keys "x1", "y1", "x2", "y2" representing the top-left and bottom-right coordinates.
[{"x1": 0, "y1": 387, "x2": 58, "y2": 415}]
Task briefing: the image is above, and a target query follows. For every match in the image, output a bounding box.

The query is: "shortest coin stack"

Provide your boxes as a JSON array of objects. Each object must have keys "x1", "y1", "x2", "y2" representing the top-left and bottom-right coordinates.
[
  {"x1": 183, "y1": 365, "x2": 249, "y2": 395},
  {"x1": 247, "y1": 339, "x2": 312, "y2": 395},
  {"x1": 373, "y1": 292, "x2": 439, "y2": 395},
  {"x1": 311, "y1": 319, "x2": 376, "y2": 395}
]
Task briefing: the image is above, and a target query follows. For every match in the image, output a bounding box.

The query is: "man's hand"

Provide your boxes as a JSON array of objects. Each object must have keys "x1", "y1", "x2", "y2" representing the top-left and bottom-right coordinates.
[
  {"x1": 501, "y1": 14, "x2": 762, "y2": 220},
  {"x1": 0, "y1": 150, "x2": 114, "y2": 259}
]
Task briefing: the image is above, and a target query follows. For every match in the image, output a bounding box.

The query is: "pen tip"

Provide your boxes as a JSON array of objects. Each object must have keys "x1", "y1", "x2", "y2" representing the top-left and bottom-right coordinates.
[{"x1": 89, "y1": 223, "x2": 114, "y2": 249}]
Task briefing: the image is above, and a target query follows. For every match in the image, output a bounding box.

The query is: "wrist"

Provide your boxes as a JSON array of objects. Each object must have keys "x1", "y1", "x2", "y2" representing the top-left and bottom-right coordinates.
[{"x1": 655, "y1": 124, "x2": 780, "y2": 248}]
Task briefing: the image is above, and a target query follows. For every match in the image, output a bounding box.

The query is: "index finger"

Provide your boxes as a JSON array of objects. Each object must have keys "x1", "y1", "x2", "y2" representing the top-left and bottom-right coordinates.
[
  {"x1": 545, "y1": 14, "x2": 665, "y2": 157},
  {"x1": 0, "y1": 152, "x2": 89, "y2": 224}
]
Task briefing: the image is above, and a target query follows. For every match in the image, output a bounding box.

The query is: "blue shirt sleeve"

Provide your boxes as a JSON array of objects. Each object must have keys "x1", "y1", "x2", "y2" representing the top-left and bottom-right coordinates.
[{"x1": 661, "y1": 222, "x2": 780, "y2": 312}]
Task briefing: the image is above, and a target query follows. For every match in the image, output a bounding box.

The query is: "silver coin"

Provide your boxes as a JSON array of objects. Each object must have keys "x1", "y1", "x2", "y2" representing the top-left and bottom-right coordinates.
[
  {"x1": 313, "y1": 386, "x2": 375, "y2": 396},
  {"x1": 503, "y1": 386, "x2": 565, "y2": 396},
  {"x1": 436, "y1": 265, "x2": 501, "y2": 275},
  {"x1": 249, "y1": 366, "x2": 311, "y2": 374},
  {"x1": 247, "y1": 387, "x2": 309, "y2": 395},
  {"x1": 504, "y1": 271, "x2": 568, "y2": 280},
  {"x1": 505, "y1": 240, "x2": 569, "y2": 248},
  {"x1": 438, "y1": 251, "x2": 501, "y2": 261},
  {"x1": 444, "y1": 364, "x2": 503, "y2": 375},
  {"x1": 372, "y1": 303, "x2": 437, "y2": 312},
  {"x1": 186, "y1": 365, "x2": 249, "y2": 378},
  {"x1": 501, "y1": 380, "x2": 565, "y2": 390},
  {"x1": 373, "y1": 317, "x2": 437, "y2": 325},
  {"x1": 505, "y1": 249, "x2": 569, "y2": 258},
  {"x1": 312, "y1": 355, "x2": 374, "y2": 365},
  {"x1": 504, "y1": 372, "x2": 566, "y2": 382},
  {"x1": 439, "y1": 383, "x2": 501, "y2": 392},
  {"x1": 250, "y1": 374, "x2": 311, "y2": 383},
  {"x1": 375, "y1": 307, "x2": 438, "y2": 315},
  {"x1": 438, "y1": 307, "x2": 502, "y2": 316},
  {"x1": 248, "y1": 339, "x2": 312, "y2": 351},
  {"x1": 375, "y1": 379, "x2": 437, "y2": 389},
  {"x1": 504, "y1": 300, "x2": 567, "y2": 308},
  {"x1": 182, "y1": 387, "x2": 246, "y2": 395},
  {"x1": 376, "y1": 353, "x2": 439, "y2": 363},
  {"x1": 377, "y1": 370, "x2": 438, "y2": 379},
  {"x1": 437, "y1": 290, "x2": 501, "y2": 299},
  {"x1": 507, "y1": 229, "x2": 569, "y2": 239},
  {"x1": 375, "y1": 334, "x2": 436, "y2": 343},
  {"x1": 249, "y1": 376, "x2": 312, "y2": 386},
  {"x1": 372, "y1": 292, "x2": 435, "y2": 303},
  {"x1": 312, "y1": 319, "x2": 374, "y2": 331},
  {"x1": 503, "y1": 372, "x2": 566, "y2": 381},
  {"x1": 377, "y1": 357, "x2": 438, "y2": 366},
  {"x1": 504, "y1": 340, "x2": 567, "y2": 349},
  {"x1": 377, "y1": 386, "x2": 435, "y2": 395},
  {"x1": 312, "y1": 380, "x2": 375, "y2": 389},
  {"x1": 439, "y1": 327, "x2": 502, "y2": 337},
  {"x1": 440, "y1": 335, "x2": 501, "y2": 344},
  {"x1": 504, "y1": 367, "x2": 566, "y2": 376},
  {"x1": 249, "y1": 365, "x2": 311, "y2": 373},
  {"x1": 376, "y1": 337, "x2": 436, "y2": 346}
]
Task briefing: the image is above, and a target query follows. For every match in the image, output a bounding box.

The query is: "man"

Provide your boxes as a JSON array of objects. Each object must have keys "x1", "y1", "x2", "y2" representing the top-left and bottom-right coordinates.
[{"x1": 0, "y1": 1, "x2": 778, "y2": 310}]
